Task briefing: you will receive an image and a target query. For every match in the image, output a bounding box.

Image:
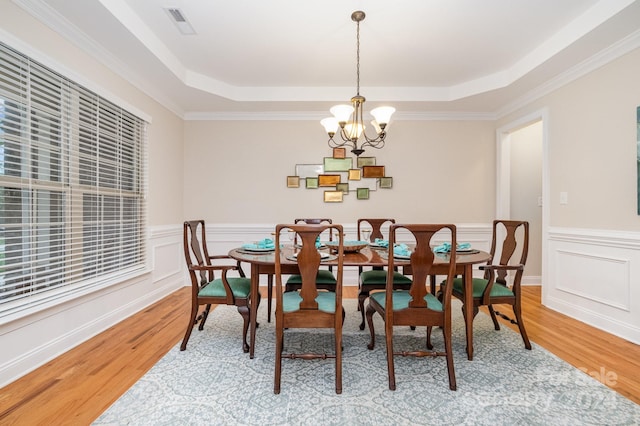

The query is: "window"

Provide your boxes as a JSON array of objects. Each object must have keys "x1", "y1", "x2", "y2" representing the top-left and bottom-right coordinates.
[{"x1": 0, "y1": 42, "x2": 147, "y2": 319}]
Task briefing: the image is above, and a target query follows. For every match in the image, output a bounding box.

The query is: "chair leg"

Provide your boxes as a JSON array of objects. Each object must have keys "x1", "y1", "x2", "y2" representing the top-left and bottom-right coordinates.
[
  {"x1": 442, "y1": 325, "x2": 457, "y2": 391},
  {"x1": 429, "y1": 274, "x2": 437, "y2": 295},
  {"x1": 385, "y1": 325, "x2": 396, "y2": 391},
  {"x1": 238, "y1": 305, "x2": 250, "y2": 353},
  {"x1": 366, "y1": 304, "x2": 376, "y2": 350},
  {"x1": 267, "y1": 274, "x2": 273, "y2": 323},
  {"x1": 335, "y1": 327, "x2": 342, "y2": 394},
  {"x1": 488, "y1": 305, "x2": 501, "y2": 330},
  {"x1": 513, "y1": 304, "x2": 532, "y2": 350},
  {"x1": 255, "y1": 292, "x2": 261, "y2": 328},
  {"x1": 198, "y1": 304, "x2": 212, "y2": 331},
  {"x1": 358, "y1": 290, "x2": 368, "y2": 330},
  {"x1": 180, "y1": 303, "x2": 199, "y2": 351},
  {"x1": 472, "y1": 306, "x2": 479, "y2": 319},
  {"x1": 426, "y1": 326, "x2": 434, "y2": 350},
  {"x1": 274, "y1": 320, "x2": 283, "y2": 394}
]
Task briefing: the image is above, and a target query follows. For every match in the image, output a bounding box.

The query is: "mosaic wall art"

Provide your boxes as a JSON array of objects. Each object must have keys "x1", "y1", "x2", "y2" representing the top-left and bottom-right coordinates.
[{"x1": 287, "y1": 148, "x2": 393, "y2": 202}]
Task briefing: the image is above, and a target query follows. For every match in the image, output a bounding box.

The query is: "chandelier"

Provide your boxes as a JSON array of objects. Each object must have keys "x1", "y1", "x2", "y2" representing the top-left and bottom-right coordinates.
[{"x1": 320, "y1": 11, "x2": 395, "y2": 157}]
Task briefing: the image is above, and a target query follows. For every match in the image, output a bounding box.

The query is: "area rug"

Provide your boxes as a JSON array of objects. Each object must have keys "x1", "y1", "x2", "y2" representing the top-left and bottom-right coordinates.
[{"x1": 94, "y1": 299, "x2": 640, "y2": 425}]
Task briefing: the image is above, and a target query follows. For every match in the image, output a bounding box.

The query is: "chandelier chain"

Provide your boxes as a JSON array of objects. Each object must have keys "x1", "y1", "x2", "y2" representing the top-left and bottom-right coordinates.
[{"x1": 356, "y1": 19, "x2": 360, "y2": 96}]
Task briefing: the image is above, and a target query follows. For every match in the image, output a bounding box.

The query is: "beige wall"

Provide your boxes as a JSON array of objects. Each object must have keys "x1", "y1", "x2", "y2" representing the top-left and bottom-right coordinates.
[
  {"x1": 184, "y1": 119, "x2": 496, "y2": 225},
  {"x1": 0, "y1": 2, "x2": 185, "y2": 227},
  {"x1": 498, "y1": 47, "x2": 640, "y2": 231},
  {"x1": 146, "y1": 113, "x2": 184, "y2": 226}
]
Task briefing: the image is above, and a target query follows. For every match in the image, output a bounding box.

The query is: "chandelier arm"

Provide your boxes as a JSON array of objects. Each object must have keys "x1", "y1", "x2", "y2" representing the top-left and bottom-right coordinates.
[
  {"x1": 328, "y1": 132, "x2": 355, "y2": 150},
  {"x1": 360, "y1": 137, "x2": 385, "y2": 150},
  {"x1": 339, "y1": 126, "x2": 354, "y2": 144}
]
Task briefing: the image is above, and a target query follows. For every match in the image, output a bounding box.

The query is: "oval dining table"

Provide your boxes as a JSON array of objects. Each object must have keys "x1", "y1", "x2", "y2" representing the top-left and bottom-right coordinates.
[{"x1": 228, "y1": 245, "x2": 491, "y2": 360}]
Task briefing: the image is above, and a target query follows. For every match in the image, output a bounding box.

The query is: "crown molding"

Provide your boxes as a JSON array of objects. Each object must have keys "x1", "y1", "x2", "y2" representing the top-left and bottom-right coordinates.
[
  {"x1": 497, "y1": 28, "x2": 640, "y2": 119},
  {"x1": 183, "y1": 111, "x2": 497, "y2": 121}
]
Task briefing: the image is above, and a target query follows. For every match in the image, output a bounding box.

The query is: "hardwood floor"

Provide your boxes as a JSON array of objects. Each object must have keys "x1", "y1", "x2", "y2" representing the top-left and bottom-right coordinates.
[{"x1": 0, "y1": 286, "x2": 638, "y2": 424}]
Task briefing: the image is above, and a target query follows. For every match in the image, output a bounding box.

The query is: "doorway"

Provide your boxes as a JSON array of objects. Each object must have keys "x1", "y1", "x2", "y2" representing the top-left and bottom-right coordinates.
[{"x1": 496, "y1": 109, "x2": 549, "y2": 303}]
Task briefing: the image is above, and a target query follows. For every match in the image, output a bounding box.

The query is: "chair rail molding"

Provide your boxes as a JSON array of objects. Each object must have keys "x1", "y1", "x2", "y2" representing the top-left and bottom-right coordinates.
[
  {"x1": 546, "y1": 227, "x2": 640, "y2": 344},
  {"x1": 206, "y1": 223, "x2": 494, "y2": 285}
]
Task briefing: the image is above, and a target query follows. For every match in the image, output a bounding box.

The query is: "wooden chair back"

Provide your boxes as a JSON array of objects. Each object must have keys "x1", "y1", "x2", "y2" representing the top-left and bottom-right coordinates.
[
  {"x1": 386, "y1": 223, "x2": 457, "y2": 325},
  {"x1": 293, "y1": 218, "x2": 333, "y2": 245},
  {"x1": 488, "y1": 219, "x2": 529, "y2": 287},
  {"x1": 357, "y1": 218, "x2": 395, "y2": 242}
]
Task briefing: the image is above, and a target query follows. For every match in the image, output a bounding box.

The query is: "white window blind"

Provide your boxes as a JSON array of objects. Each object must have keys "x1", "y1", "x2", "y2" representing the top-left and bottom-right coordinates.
[{"x1": 0, "y1": 42, "x2": 148, "y2": 319}]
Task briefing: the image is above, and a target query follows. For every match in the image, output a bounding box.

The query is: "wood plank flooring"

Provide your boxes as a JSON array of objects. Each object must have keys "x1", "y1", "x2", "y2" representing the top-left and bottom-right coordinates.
[{"x1": 0, "y1": 286, "x2": 638, "y2": 424}]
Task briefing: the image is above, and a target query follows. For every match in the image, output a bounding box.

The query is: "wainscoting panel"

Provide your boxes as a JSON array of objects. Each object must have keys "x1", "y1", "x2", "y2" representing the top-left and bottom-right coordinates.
[
  {"x1": 554, "y1": 249, "x2": 630, "y2": 311},
  {"x1": 546, "y1": 227, "x2": 640, "y2": 344},
  {"x1": 151, "y1": 225, "x2": 185, "y2": 286},
  {"x1": 0, "y1": 224, "x2": 184, "y2": 388}
]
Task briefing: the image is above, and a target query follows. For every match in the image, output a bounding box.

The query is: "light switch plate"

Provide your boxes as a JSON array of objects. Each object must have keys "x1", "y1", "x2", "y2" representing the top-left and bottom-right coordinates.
[{"x1": 560, "y1": 192, "x2": 568, "y2": 205}]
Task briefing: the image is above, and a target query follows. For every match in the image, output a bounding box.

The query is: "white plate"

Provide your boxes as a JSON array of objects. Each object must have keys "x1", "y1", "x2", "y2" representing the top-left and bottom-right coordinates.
[
  {"x1": 291, "y1": 252, "x2": 330, "y2": 259},
  {"x1": 242, "y1": 246, "x2": 275, "y2": 252},
  {"x1": 369, "y1": 243, "x2": 388, "y2": 249},
  {"x1": 393, "y1": 253, "x2": 411, "y2": 260},
  {"x1": 295, "y1": 243, "x2": 326, "y2": 249}
]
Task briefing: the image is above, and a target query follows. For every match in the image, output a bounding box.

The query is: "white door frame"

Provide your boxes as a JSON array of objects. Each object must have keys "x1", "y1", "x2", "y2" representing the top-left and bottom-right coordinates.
[{"x1": 496, "y1": 108, "x2": 550, "y2": 304}]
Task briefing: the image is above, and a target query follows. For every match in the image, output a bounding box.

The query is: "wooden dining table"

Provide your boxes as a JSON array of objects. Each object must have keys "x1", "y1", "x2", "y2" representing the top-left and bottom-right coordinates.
[{"x1": 228, "y1": 245, "x2": 491, "y2": 360}]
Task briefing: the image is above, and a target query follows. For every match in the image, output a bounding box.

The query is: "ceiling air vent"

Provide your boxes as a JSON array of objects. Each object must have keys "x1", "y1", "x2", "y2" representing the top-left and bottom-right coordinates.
[{"x1": 164, "y1": 8, "x2": 196, "y2": 35}]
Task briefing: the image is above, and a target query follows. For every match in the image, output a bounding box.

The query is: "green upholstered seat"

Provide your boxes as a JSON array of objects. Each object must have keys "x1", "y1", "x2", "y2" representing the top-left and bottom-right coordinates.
[
  {"x1": 357, "y1": 269, "x2": 413, "y2": 330},
  {"x1": 286, "y1": 270, "x2": 336, "y2": 285},
  {"x1": 360, "y1": 270, "x2": 412, "y2": 285},
  {"x1": 199, "y1": 277, "x2": 252, "y2": 298},
  {"x1": 452, "y1": 277, "x2": 514, "y2": 298},
  {"x1": 282, "y1": 291, "x2": 336, "y2": 313},
  {"x1": 370, "y1": 289, "x2": 443, "y2": 312}
]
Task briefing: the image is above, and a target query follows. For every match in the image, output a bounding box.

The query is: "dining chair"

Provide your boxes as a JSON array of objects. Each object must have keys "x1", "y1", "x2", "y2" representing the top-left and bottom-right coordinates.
[
  {"x1": 266, "y1": 218, "x2": 334, "y2": 323},
  {"x1": 182, "y1": 220, "x2": 259, "y2": 353},
  {"x1": 366, "y1": 223, "x2": 458, "y2": 391},
  {"x1": 273, "y1": 223, "x2": 345, "y2": 394},
  {"x1": 448, "y1": 219, "x2": 531, "y2": 350},
  {"x1": 357, "y1": 218, "x2": 412, "y2": 330}
]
